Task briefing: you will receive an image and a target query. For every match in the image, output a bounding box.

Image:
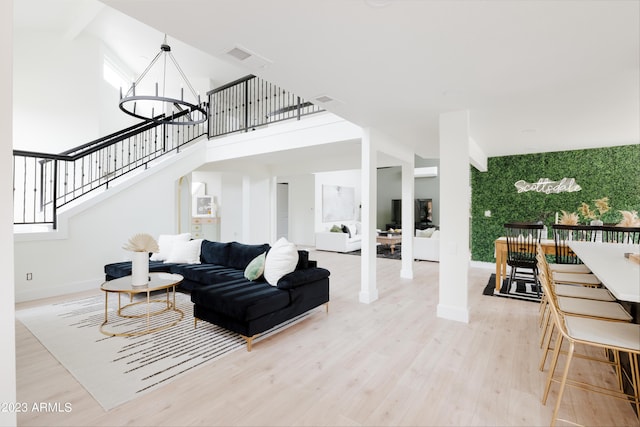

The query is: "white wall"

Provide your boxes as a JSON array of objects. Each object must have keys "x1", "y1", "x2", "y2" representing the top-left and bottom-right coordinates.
[
  {"x1": 314, "y1": 169, "x2": 362, "y2": 232},
  {"x1": 1, "y1": 1, "x2": 16, "y2": 424},
  {"x1": 13, "y1": 30, "x2": 136, "y2": 152},
  {"x1": 220, "y1": 173, "x2": 243, "y2": 242},
  {"x1": 279, "y1": 174, "x2": 315, "y2": 246},
  {"x1": 13, "y1": 146, "x2": 205, "y2": 302},
  {"x1": 248, "y1": 177, "x2": 272, "y2": 244}
]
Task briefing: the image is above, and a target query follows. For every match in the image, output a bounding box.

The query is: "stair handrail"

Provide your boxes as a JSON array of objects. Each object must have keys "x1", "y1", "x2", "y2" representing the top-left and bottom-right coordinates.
[
  {"x1": 14, "y1": 74, "x2": 325, "y2": 230},
  {"x1": 13, "y1": 106, "x2": 208, "y2": 229}
]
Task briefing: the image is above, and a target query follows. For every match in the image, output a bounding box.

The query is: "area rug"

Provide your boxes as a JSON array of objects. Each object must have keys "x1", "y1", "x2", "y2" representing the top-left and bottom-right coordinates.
[
  {"x1": 16, "y1": 292, "x2": 307, "y2": 410},
  {"x1": 482, "y1": 273, "x2": 542, "y2": 303}
]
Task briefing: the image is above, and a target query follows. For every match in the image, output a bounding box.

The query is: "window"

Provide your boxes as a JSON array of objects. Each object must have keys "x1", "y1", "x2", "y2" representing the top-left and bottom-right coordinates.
[{"x1": 103, "y1": 56, "x2": 130, "y2": 92}]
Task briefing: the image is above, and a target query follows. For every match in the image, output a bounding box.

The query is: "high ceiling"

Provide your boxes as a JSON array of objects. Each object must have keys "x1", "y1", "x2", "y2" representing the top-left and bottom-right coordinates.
[{"x1": 16, "y1": 0, "x2": 640, "y2": 160}]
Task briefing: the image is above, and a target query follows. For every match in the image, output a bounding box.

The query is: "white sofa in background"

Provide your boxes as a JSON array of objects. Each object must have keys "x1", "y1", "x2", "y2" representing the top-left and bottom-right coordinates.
[
  {"x1": 315, "y1": 222, "x2": 362, "y2": 253},
  {"x1": 413, "y1": 228, "x2": 440, "y2": 262}
]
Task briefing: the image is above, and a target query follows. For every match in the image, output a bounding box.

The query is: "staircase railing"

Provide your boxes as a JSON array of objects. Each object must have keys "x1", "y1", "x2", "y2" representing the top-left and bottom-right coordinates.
[
  {"x1": 208, "y1": 75, "x2": 324, "y2": 137},
  {"x1": 14, "y1": 74, "x2": 325, "y2": 230},
  {"x1": 13, "y1": 108, "x2": 208, "y2": 229}
]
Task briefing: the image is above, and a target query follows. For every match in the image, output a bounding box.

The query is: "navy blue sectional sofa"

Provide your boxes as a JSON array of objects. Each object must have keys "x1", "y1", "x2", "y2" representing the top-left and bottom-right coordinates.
[{"x1": 104, "y1": 240, "x2": 330, "y2": 350}]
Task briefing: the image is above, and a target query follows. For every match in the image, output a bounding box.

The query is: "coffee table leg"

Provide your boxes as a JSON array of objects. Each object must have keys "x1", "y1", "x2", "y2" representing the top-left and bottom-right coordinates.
[
  {"x1": 146, "y1": 291, "x2": 150, "y2": 330},
  {"x1": 104, "y1": 292, "x2": 108, "y2": 324}
]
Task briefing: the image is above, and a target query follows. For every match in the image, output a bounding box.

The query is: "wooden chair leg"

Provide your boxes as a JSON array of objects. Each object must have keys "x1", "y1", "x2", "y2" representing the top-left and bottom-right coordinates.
[{"x1": 550, "y1": 341, "x2": 575, "y2": 427}]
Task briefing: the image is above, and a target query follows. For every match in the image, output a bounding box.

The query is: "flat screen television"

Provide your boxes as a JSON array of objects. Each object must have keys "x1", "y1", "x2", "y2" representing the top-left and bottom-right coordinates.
[{"x1": 391, "y1": 198, "x2": 433, "y2": 225}]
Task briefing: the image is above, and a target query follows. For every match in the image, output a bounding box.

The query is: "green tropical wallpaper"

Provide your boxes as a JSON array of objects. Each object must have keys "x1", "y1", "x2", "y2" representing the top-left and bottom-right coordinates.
[{"x1": 471, "y1": 144, "x2": 640, "y2": 262}]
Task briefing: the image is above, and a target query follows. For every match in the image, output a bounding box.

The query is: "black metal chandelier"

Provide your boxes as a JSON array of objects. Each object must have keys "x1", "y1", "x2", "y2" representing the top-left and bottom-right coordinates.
[{"x1": 119, "y1": 36, "x2": 207, "y2": 126}]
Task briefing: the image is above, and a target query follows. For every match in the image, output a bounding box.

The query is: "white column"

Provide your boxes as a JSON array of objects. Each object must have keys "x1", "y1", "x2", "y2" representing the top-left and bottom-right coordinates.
[
  {"x1": 0, "y1": 1, "x2": 16, "y2": 425},
  {"x1": 400, "y1": 160, "x2": 414, "y2": 279},
  {"x1": 438, "y1": 111, "x2": 470, "y2": 323},
  {"x1": 359, "y1": 129, "x2": 378, "y2": 303}
]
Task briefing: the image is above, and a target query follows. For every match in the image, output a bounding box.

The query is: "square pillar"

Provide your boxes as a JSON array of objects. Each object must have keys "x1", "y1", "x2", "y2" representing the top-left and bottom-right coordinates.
[
  {"x1": 359, "y1": 129, "x2": 378, "y2": 303},
  {"x1": 438, "y1": 111, "x2": 470, "y2": 323}
]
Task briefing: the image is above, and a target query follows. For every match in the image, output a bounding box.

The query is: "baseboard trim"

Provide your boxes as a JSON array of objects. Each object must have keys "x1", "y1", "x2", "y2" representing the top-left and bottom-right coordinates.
[
  {"x1": 437, "y1": 303, "x2": 470, "y2": 323},
  {"x1": 16, "y1": 278, "x2": 101, "y2": 303}
]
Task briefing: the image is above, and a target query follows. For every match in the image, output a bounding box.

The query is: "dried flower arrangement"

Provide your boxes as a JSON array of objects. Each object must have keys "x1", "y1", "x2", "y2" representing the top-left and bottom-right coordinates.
[
  {"x1": 558, "y1": 210, "x2": 579, "y2": 225},
  {"x1": 617, "y1": 210, "x2": 640, "y2": 227},
  {"x1": 578, "y1": 197, "x2": 610, "y2": 221},
  {"x1": 122, "y1": 233, "x2": 159, "y2": 253}
]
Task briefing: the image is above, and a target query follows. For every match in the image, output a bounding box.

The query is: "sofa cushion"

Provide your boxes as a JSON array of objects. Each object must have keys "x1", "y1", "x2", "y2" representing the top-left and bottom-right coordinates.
[
  {"x1": 341, "y1": 224, "x2": 351, "y2": 237},
  {"x1": 150, "y1": 233, "x2": 191, "y2": 261},
  {"x1": 244, "y1": 252, "x2": 266, "y2": 281},
  {"x1": 191, "y1": 278, "x2": 290, "y2": 321},
  {"x1": 227, "y1": 242, "x2": 270, "y2": 270},
  {"x1": 264, "y1": 238, "x2": 299, "y2": 286},
  {"x1": 200, "y1": 240, "x2": 230, "y2": 265},
  {"x1": 277, "y1": 267, "x2": 331, "y2": 290},
  {"x1": 170, "y1": 263, "x2": 244, "y2": 284},
  {"x1": 165, "y1": 239, "x2": 203, "y2": 264}
]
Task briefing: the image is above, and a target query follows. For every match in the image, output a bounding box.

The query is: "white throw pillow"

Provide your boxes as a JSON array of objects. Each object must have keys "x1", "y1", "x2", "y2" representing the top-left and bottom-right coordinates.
[
  {"x1": 164, "y1": 239, "x2": 202, "y2": 264},
  {"x1": 150, "y1": 233, "x2": 191, "y2": 261},
  {"x1": 264, "y1": 237, "x2": 299, "y2": 286},
  {"x1": 346, "y1": 223, "x2": 357, "y2": 237}
]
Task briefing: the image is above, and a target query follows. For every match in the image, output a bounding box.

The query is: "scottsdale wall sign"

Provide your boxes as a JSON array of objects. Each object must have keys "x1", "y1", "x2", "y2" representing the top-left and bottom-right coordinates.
[{"x1": 514, "y1": 178, "x2": 582, "y2": 194}]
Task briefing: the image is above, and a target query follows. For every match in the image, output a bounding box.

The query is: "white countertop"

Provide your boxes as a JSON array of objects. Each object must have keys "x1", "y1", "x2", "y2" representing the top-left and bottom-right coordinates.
[{"x1": 568, "y1": 241, "x2": 640, "y2": 303}]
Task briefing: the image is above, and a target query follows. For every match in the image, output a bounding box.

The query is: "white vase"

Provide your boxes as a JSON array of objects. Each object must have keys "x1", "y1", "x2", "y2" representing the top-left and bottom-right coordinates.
[{"x1": 131, "y1": 251, "x2": 149, "y2": 286}]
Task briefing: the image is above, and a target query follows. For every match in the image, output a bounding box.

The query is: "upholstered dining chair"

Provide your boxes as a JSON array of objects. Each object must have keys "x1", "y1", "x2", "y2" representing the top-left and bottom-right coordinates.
[
  {"x1": 536, "y1": 244, "x2": 623, "y2": 362},
  {"x1": 540, "y1": 271, "x2": 640, "y2": 426},
  {"x1": 601, "y1": 225, "x2": 640, "y2": 244},
  {"x1": 504, "y1": 222, "x2": 543, "y2": 297}
]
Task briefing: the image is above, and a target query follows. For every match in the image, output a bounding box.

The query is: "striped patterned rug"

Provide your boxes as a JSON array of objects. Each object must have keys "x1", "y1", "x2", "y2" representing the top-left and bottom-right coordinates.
[{"x1": 17, "y1": 292, "x2": 306, "y2": 410}]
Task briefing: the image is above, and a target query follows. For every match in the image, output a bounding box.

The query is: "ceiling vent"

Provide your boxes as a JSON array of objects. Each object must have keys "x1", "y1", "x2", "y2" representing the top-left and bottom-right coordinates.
[
  {"x1": 224, "y1": 45, "x2": 272, "y2": 70},
  {"x1": 314, "y1": 95, "x2": 335, "y2": 103}
]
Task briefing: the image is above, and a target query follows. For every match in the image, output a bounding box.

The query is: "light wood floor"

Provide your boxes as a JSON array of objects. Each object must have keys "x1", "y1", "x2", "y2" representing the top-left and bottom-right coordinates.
[{"x1": 15, "y1": 251, "x2": 639, "y2": 426}]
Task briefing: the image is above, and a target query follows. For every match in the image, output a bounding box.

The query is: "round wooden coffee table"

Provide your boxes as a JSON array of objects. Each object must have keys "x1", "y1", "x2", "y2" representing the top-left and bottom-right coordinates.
[{"x1": 100, "y1": 272, "x2": 184, "y2": 337}]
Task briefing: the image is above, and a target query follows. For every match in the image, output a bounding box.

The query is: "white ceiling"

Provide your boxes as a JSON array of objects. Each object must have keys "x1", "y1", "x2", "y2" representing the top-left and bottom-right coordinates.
[{"x1": 15, "y1": 0, "x2": 640, "y2": 162}]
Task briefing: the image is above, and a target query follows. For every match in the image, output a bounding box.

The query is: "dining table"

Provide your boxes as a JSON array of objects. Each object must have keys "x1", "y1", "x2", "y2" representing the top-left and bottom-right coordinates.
[{"x1": 568, "y1": 241, "x2": 640, "y2": 303}]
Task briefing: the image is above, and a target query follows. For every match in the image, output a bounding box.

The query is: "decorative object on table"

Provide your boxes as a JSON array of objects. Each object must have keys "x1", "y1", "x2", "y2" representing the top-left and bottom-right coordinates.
[
  {"x1": 122, "y1": 233, "x2": 159, "y2": 286},
  {"x1": 558, "y1": 210, "x2": 579, "y2": 225},
  {"x1": 578, "y1": 197, "x2": 610, "y2": 226},
  {"x1": 617, "y1": 210, "x2": 640, "y2": 227}
]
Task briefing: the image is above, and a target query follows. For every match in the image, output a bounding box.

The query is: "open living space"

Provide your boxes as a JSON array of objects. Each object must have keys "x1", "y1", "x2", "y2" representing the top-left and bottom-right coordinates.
[{"x1": 3, "y1": 1, "x2": 640, "y2": 426}]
